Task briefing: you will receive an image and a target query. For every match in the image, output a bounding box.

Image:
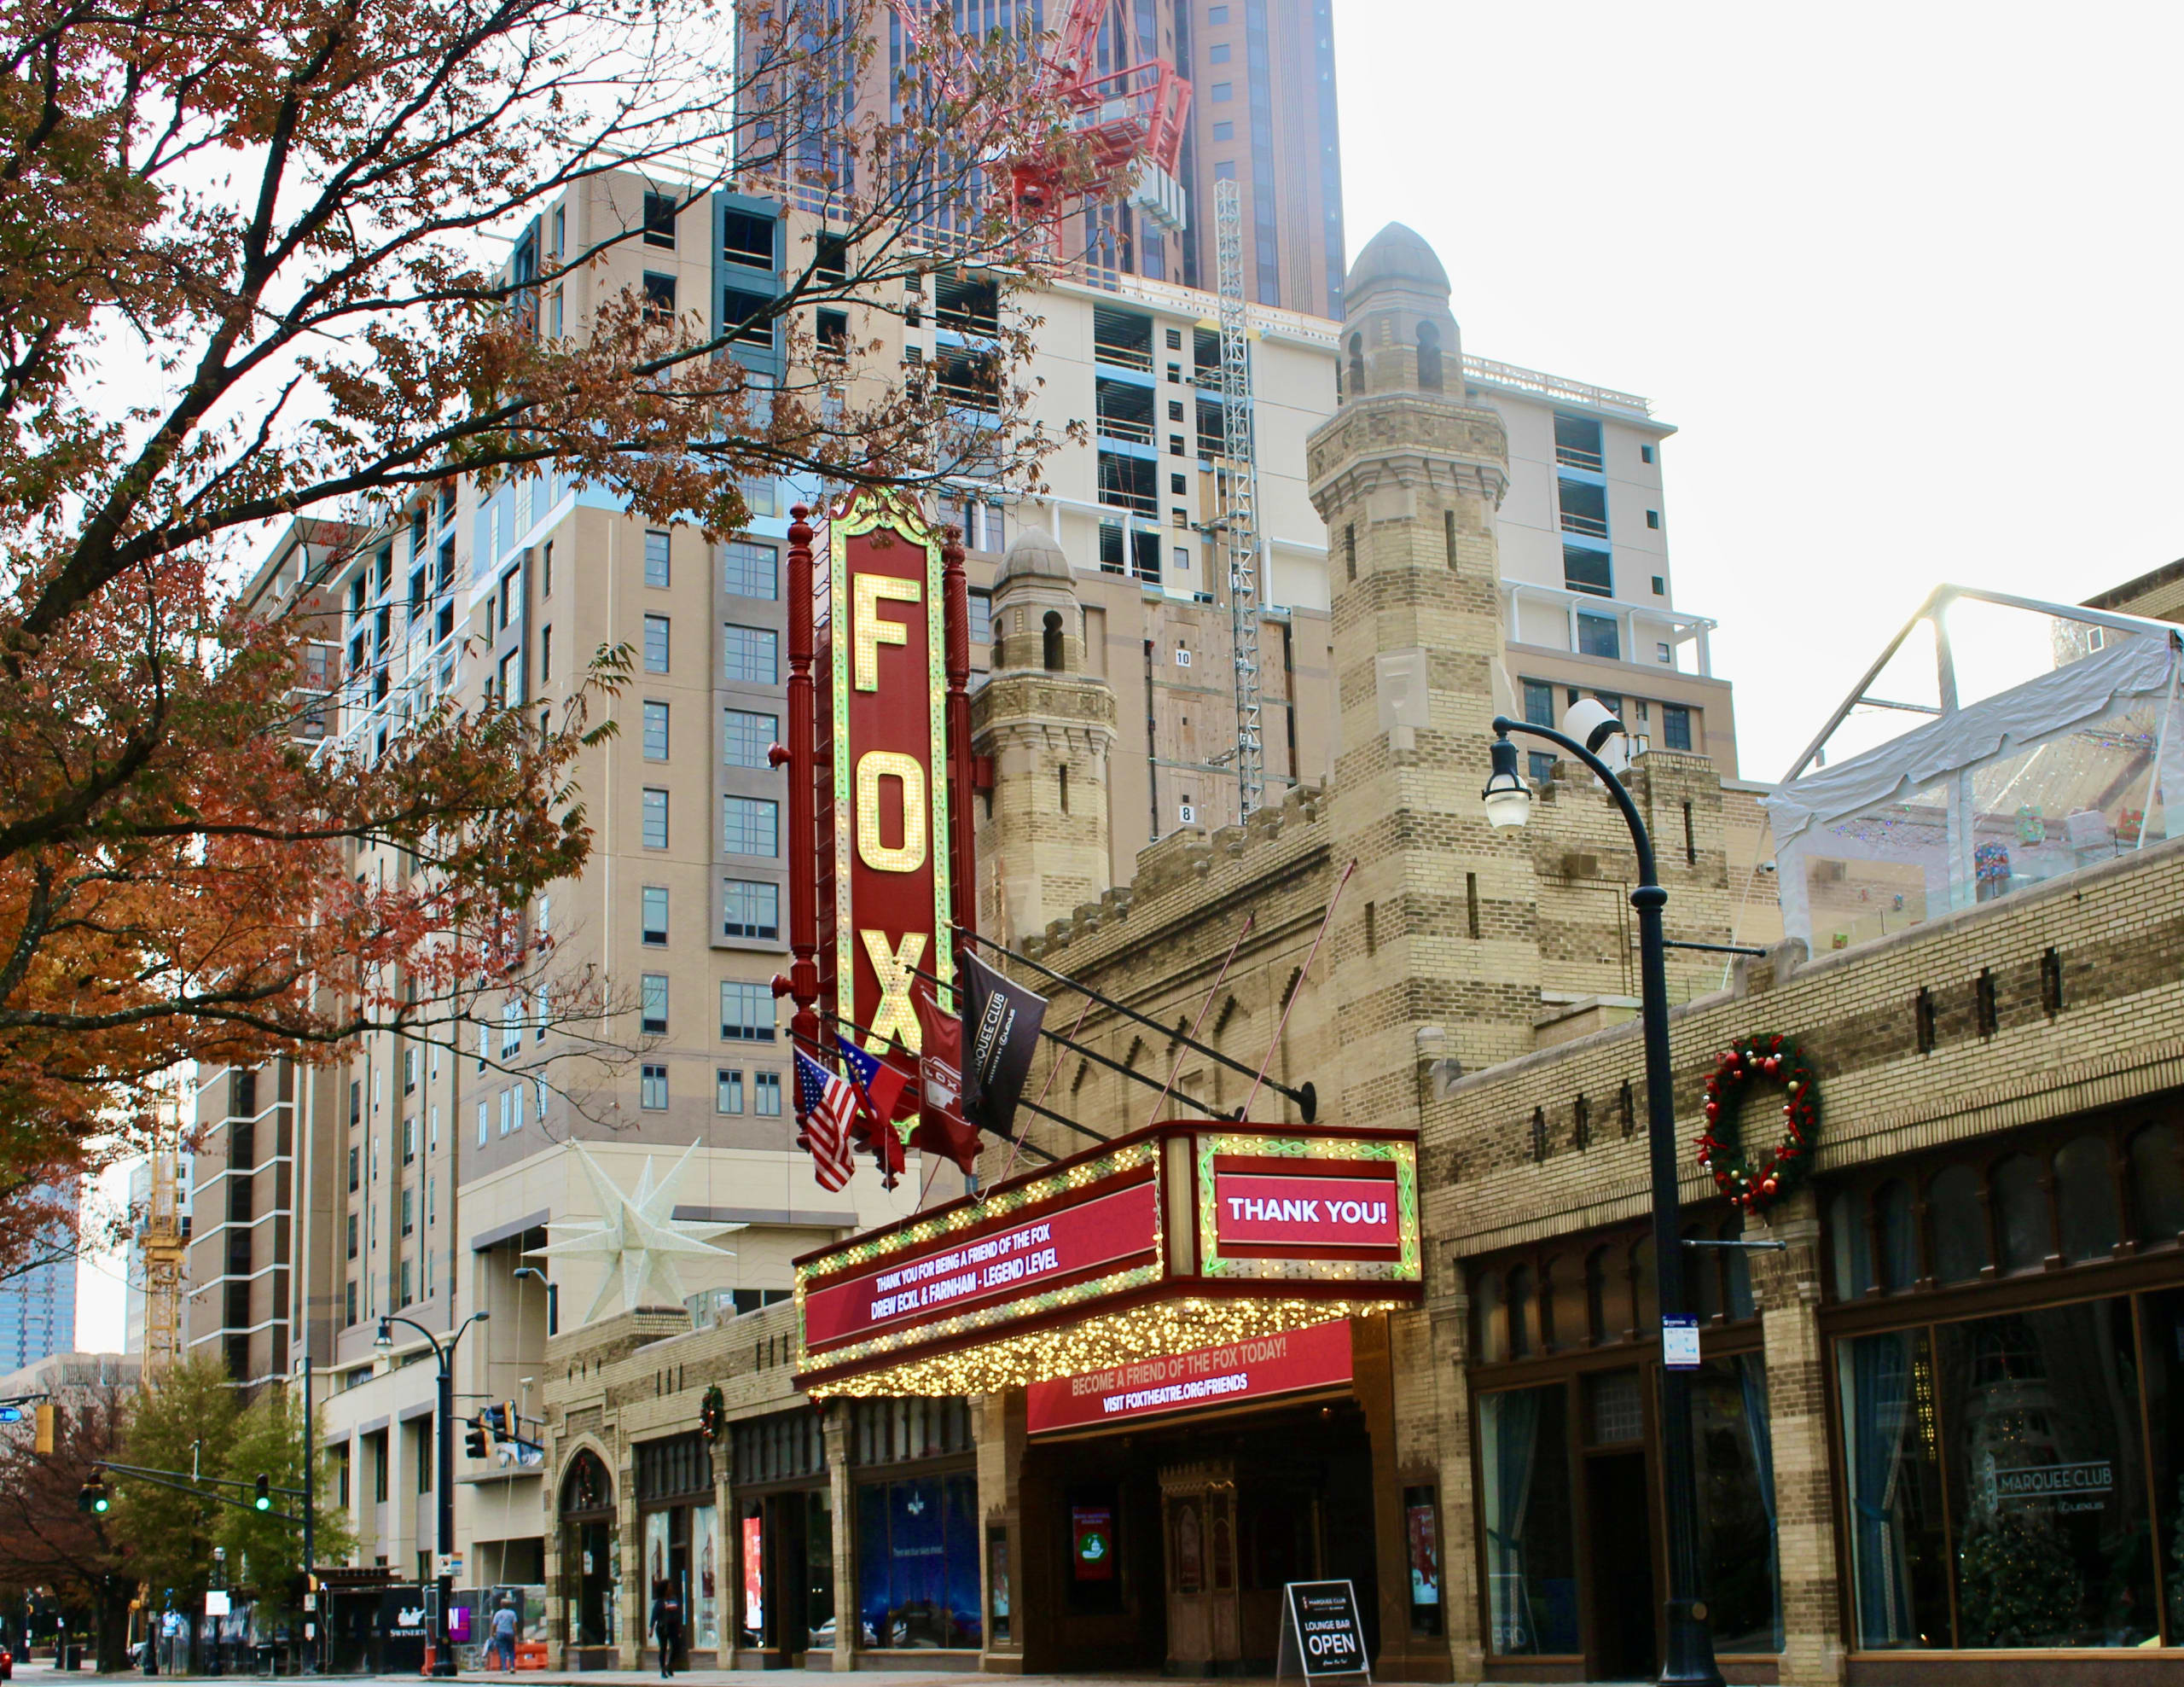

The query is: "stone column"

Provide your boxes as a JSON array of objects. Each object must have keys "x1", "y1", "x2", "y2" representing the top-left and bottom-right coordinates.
[
  {"x1": 618, "y1": 1451, "x2": 642, "y2": 1669},
  {"x1": 1426, "y1": 1268, "x2": 1483, "y2": 1682},
  {"x1": 1754, "y1": 1190, "x2": 1845, "y2": 1687},
  {"x1": 976, "y1": 1390, "x2": 1027, "y2": 1670},
  {"x1": 822, "y1": 1404, "x2": 857, "y2": 1670}
]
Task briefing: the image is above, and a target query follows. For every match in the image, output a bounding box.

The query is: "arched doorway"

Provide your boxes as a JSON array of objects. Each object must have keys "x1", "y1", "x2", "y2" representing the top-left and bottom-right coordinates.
[{"x1": 560, "y1": 1449, "x2": 619, "y2": 1660}]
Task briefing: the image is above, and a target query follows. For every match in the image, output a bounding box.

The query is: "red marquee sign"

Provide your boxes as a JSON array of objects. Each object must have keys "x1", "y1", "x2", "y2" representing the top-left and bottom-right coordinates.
[
  {"x1": 1211, "y1": 1169, "x2": 1403, "y2": 1254},
  {"x1": 824, "y1": 499, "x2": 954, "y2": 1051},
  {"x1": 1025, "y1": 1318, "x2": 1354, "y2": 1435}
]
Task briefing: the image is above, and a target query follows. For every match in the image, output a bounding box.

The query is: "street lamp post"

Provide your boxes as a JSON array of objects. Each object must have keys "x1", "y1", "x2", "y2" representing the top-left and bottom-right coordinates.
[
  {"x1": 375, "y1": 1311, "x2": 490, "y2": 1679},
  {"x1": 1482, "y1": 706, "x2": 1724, "y2": 1687}
]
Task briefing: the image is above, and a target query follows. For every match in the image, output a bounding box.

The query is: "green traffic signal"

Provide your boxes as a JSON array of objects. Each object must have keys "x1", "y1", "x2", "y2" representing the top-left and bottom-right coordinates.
[
  {"x1": 253, "y1": 1473, "x2": 270, "y2": 1511},
  {"x1": 78, "y1": 1479, "x2": 108, "y2": 1514}
]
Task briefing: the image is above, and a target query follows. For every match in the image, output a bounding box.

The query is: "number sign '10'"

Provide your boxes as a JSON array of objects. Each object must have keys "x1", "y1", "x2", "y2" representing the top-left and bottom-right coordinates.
[{"x1": 829, "y1": 499, "x2": 953, "y2": 1051}]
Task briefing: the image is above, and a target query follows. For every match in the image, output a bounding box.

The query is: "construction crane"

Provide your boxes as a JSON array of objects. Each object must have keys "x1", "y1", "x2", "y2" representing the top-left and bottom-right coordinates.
[
  {"x1": 1213, "y1": 176, "x2": 1265, "y2": 820},
  {"x1": 887, "y1": 0, "x2": 1193, "y2": 240},
  {"x1": 140, "y1": 1078, "x2": 187, "y2": 1384}
]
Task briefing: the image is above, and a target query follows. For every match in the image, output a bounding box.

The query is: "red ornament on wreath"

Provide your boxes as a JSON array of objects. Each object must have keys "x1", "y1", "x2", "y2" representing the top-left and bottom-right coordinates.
[{"x1": 1692, "y1": 1033, "x2": 1820, "y2": 1217}]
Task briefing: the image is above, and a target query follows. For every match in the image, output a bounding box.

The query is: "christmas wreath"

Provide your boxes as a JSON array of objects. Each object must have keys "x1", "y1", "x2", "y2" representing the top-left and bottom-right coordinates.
[
  {"x1": 700, "y1": 1382, "x2": 728, "y2": 1442},
  {"x1": 1694, "y1": 1034, "x2": 1820, "y2": 1215}
]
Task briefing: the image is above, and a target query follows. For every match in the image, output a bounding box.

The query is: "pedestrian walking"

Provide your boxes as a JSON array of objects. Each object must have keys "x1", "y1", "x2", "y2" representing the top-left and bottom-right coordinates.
[
  {"x1": 490, "y1": 1598, "x2": 520, "y2": 1673},
  {"x1": 648, "y1": 1579, "x2": 683, "y2": 1680}
]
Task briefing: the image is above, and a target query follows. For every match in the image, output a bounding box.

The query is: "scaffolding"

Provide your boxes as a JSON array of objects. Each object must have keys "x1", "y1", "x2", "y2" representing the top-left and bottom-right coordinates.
[{"x1": 1213, "y1": 177, "x2": 1265, "y2": 821}]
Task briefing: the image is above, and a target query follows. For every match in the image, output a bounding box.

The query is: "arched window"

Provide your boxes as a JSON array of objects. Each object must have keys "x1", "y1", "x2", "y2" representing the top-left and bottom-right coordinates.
[
  {"x1": 1506, "y1": 1264, "x2": 1536, "y2": 1358},
  {"x1": 1631, "y1": 1237, "x2": 1658, "y2": 1331},
  {"x1": 1926, "y1": 1163, "x2": 1988, "y2": 1283},
  {"x1": 1874, "y1": 1179, "x2": 1917, "y2": 1291},
  {"x1": 1992, "y1": 1153, "x2": 2050, "y2": 1272},
  {"x1": 1584, "y1": 1245, "x2": 1616, "y2": 1344},
  {"x1": 2129, "y1": 1121, "x2": 2184, "y2": 1244},
  {"x1": 1347, "y1": 332, "x2": 1364, "y2": 398},
  {"x1": 1042, "y1": 609, "x2": 1064, "y2": 671},
  {"x1": 1684, "y1": 1225, "x2": 1722, "y2": 1323},
  {"x1": 561, "y1": 1448, "x2": 613, "y2": 1515},
  {"x1": 1721, "y1": 1217, "x2": 1755, "y2": 1320},
  {"x1": 1545, "y1": 1253, "x2": 1585, "y2": 1352},
  {"x1": 1416, "y1": 321, "x2": 1443, "y2": 393},
  {"x1": 2053, "y1": 1133, "x2": 2118, "y2": 1263},
  {"x1": 1827, "y1": 1188, "x2": 1872, "y2": 1299},
  {"x1": 1471, "y1": 1269, "x2": 1504, "y2": 1364}
]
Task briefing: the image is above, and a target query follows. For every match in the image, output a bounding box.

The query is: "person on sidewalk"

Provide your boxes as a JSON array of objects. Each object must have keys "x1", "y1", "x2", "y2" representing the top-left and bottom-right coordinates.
[
  {"x1": 648, "y1": 1579, "x2": 683, "y2": 1680},
  {"x1": 490, "y1": 1599, "x2": 520, "y2": 1673}
]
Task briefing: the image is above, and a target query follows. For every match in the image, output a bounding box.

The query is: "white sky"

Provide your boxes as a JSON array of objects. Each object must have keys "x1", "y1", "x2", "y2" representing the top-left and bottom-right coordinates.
[{"x1": 1335, "y1": 1, "x2": 2184, "y2": 782}]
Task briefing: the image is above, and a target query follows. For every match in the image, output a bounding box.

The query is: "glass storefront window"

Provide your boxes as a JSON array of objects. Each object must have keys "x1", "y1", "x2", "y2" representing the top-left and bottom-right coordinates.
[
  {"x1": 692, "y1": 1504, "x2": 719, "y2": 1650},
  {"x1": 1937, "y1": 1299, "x2": 2156, "y2": 1648},
  {"x1": 2142, "y1": 1289, "x2": 2184, "y2": 1644},
  {"x1": 806, "y1": 1490, "x2": 836, "y2": 1651},
  {"x1": 1838, "y1": 1328, "x2": 1952, "y2": 1648},
  {"x1": 1478, "y1": 1384, "x2": 1578, "y2": 1655},
  {"x1": 855, "y1": 1471, "x2": 981, "y2": 1649},
  {"x1": 1689, "y1": 1355, "x2": 1781, "y2": 1654}
]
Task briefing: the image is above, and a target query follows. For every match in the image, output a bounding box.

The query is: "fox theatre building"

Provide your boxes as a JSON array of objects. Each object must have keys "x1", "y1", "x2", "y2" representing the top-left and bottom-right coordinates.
[{"x1": 793, "y1": 1120, "x2": 1446, "y2": 1677}]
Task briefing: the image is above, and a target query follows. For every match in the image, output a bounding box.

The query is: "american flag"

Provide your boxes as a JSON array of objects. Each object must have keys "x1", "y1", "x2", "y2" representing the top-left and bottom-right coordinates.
[{"x1": 793, "y1": 1050, "x2": 857, "y2": 1192}]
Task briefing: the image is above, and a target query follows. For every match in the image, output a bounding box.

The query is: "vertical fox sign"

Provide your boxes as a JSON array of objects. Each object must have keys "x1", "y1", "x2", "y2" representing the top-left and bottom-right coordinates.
[{"x1": 824, "y1": 497, "x2": 954, "y2": 1052}]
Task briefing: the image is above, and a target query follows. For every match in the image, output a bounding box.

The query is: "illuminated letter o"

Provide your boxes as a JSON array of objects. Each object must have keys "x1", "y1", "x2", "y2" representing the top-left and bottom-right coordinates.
[{"x1": 856, "y1": 751, "x2": 927, "y2": 873}]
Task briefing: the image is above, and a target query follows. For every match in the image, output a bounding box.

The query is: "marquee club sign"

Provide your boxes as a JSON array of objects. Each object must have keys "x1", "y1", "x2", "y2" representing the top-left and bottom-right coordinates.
[{"x1": 793, "y1": 1123, "x2": 1420, "y2": 1393}]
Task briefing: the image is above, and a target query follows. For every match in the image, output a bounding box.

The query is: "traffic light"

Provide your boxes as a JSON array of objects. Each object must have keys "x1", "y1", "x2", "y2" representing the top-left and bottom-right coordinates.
[
  {"x1": 481, "y1": 1403, "x2": 509, "y2": 1438},
  {"x1": 463, "y1": 1415, "x2": 491, "y2": 1459},
  {"x1": 78, "y1": 1478, "x2": 107, "y2": 1514},
  {"x1": 35, "y1": 1401, "x2": 57, "y2": 1456},
  {"x1": 253, "y1": 1473, "x2": 270, "y2": 1511}
]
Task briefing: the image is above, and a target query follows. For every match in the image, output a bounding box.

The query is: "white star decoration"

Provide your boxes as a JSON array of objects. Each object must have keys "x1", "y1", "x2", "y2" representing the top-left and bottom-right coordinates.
[{"x1": 532, "y1": 1139, "x2": 743, "y2": 1326}]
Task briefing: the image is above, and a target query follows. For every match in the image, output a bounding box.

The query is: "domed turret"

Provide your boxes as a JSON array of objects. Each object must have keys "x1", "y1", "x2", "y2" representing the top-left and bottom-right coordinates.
[
  {"x1": 1339, "y1": 222, "x2": 1461, "y2": 402},
  {"x1": 990, "y1": 526, "x2": 1082, "y2": 673}
]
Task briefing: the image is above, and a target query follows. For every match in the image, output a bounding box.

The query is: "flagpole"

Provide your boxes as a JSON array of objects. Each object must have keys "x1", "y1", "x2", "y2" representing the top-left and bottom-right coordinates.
[
  {"x1": 1148, "y1": 914, "x2": 1252, "y2": 1126},
  {"x1": 1240, "y1": 858, "x2": 1356, "y2": 1121},
  {"x1": 991, "y1": 994, "x2": 1094, "y2": 1188},
  {"x1": 952, "y1": 926, "x2": 1316, "y2": 1120},
  {"x1": 776, "y1": 503, "x2": 824, "y2": 1146},
  {"x1": 909, "y1": 966, "x2": 1230, "y2": 1122}
]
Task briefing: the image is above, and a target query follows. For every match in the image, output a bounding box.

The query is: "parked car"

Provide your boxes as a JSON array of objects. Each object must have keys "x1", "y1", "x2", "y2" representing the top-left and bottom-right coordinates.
[{"x1": 2, "y1": 1640, "x2": 15, "y2": 1679}]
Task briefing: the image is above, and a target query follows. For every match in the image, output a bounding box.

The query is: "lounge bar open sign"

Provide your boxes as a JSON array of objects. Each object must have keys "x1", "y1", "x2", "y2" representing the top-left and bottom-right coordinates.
[{"x1": 827, "y1": 499, "x2": 952, "y2": 1049}]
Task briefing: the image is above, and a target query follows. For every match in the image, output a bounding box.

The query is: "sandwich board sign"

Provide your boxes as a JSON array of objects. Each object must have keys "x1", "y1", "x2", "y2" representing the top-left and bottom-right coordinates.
[{"x1": 1276, "y1": 1579, "x2": 1370, "y2": 1682}]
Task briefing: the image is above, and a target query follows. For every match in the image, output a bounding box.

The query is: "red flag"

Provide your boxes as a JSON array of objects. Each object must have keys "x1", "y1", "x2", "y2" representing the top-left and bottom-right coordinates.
[
  {"x1": 839, "y1": 1034, "x2": 911, "y2": 1186},
  {"x1": 909, "y1": 980, "x2": 982, "y2": 1175}
]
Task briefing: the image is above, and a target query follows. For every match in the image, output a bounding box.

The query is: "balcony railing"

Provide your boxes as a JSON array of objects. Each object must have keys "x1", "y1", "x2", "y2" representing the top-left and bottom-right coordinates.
[
  {"x1": 1559, "y1": 511, "x2": 1609, "y2": 538},
  {"x1": 1554, "y1": 445, "x2": 1604, "y2": 471},
  {"x1": 1094, "y1": 340, "x2": 1153, "y2": 372},
  {"x1": 1096, "y1": 413, "x2": 1154, "y2": 445},
  {"x1": 1098, "y1": 486, "x2": 1159, "y2": 517}
]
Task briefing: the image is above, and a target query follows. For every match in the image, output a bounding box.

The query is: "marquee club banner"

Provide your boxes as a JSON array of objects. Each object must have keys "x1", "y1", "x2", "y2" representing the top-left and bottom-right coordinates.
[{"x1": 793, "y1": 1122, "x2": 1420, "y2": 1395}]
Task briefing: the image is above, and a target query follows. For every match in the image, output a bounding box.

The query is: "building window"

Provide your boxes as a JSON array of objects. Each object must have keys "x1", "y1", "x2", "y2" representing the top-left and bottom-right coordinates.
[
  {"x1": 642, "y1": 700, "x2": 670, "y2": 760},
  {"x1": 1562, "y1": 546, "x2": 1612, "y2": 598},
  {"x1": 1211, "y1": 81, "x2": 1232, "y2": 102},
  {"x1": 349, "y1": 1147, "x2": 359, "y2": 1192},
  {"x1": 723, "y1": 708, "x2": 778, "y2": 768},
  {"x1": 723, "y1": 879, "x2": 781, "y2": 940},
  {"x1": 754, "y1": 1071, "x2": 782, "y2": 1116},
  {"x1": 641, "y1": 1065, "x2": 669, "y2": 1110},
  {"x1": 1661, "y1": 705, "x2": 1692, "y2": 752},
  {"x1": 722, "y1": 540, "x2": 777, "y2": 600},
  {"x1": 345, "y1": 1280, "x2": 357, "y2": 1325},
  {"x1": 401, "y1": 1187, "x2": 413, "y2": 1236},
  {"x1": 642, "y1": 271, "x2": 677, "y2": 321},
  {"x1": 723, "y1": 288, "x2": 773, "y2": 346},
  {"x1": 1641, "y1": 444, "x2": 1655, "y2": 464},
  {"x1": 1478, "y1": 1385, "x2": 1579, "y2": 1653},
  {"x1": 1208, "y1": 41, "x2": 1230, "y2": 61},
  {"x1": 723, "y1": 624, "x2": 779, "y2": 684},
  {"x1": 643, "y1": 614, "x2": 670, "y2": 672},
  {"x1": 1212, "y1": 119, "x2": 1234, "y2": 140},
  {"x1": 399, "y1": 1260, "x2": 412, "y2": 1306},
  {"x1": 1416, "y1": 321, "x2": 1443, "y2": 393},
  {"x1": 476, "y1": 1101, "x2": 487, "y2": 1147},
  {"x1": 641, "y1": 974, "x2": 669, "y2": 1036},
  {"x1": 642, "y1": 885, "x2": 670, "y2": 945},
  {"x1": 720, "y1": 981, "x2": 777, "y2": 1042},
  {"x1": 642, "y1": 788, "x2": 669, "y2": 849},
  {"x1": 723, "y1": 209, "x2": 774, "y2": 269},
  {"x1": 642, "y1": 191, "x2": 677, "y2": 247},
  {"x1": 1557, "y1": 477, "x2": 1608, "y2": 538},
  {"x1": 723, "y1": 795, "x2": 779, "y2": 857},
  {"x1": 1528, "y1": 750, "x2": 1556, "y2": 784},
  {"x1": 1521, "y1": 679, "x2": 1554, "y2": 728},
  {"x1": 1213, "y1": 160, "x2": 1236, "y2": 182},
  {"x1": 347, "y1": 1213, "x2": 358, "y2": 1259},
  {"x1": 500, "y1": 1088, "x2": 514, "y2": 1136},
  {"x1": 1657, "y1": 642, "x2": 1673, "y2": 665},
  {"x1": 717, "y1": 1069, "x2": 745, "y2": 1114},
  {"x1": 1576, "y1": 613, "x2": 1621, "y2": 661}
]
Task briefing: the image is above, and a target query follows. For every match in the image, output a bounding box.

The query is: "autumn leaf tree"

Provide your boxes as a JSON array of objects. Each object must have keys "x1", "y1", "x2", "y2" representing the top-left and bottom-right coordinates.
[
  {"x1": 0, "y1": 1382, "x2": 133, "y2": 1669},
  {"x1": 0, "y1": 0, "x2": 1091, "y2": 1270}
]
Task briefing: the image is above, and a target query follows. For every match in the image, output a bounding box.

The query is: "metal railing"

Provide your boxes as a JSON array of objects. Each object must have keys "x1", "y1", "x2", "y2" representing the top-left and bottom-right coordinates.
[
  {"x1": 1560, "y1": 511, "x2": 1609, "y2": 538},
  {"x1": 1093, "y1": 340, "x2": 1153, "y2": 371},
  {"x1": 1467, "y1": 355, "x2": 1652, "y2": 416},
  {"x1": 1095, "y1": 413, "x2": 1154, "y2": 445},
  {"x1": 1554, "y1": 445, "x2": 1605, "y2": 471}
]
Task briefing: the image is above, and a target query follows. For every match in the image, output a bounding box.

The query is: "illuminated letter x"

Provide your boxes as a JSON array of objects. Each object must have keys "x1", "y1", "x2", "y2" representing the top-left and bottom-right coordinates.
[{"x1": 862, "y1": 929, "x2": 928, "y2": 1051}]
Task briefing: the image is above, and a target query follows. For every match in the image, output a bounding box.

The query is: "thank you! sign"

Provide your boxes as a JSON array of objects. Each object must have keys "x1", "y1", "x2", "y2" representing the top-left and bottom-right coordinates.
[
  {"x1": 828, "y1": 498, "x2": 952, "y2": 1050},
  {"x1": 1279, "y1": 1580, "x2": 1368, "y2": 1680},
  {"x1": 1216, "y1": 1172, "x2": 1400, "y2": 1249}
]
